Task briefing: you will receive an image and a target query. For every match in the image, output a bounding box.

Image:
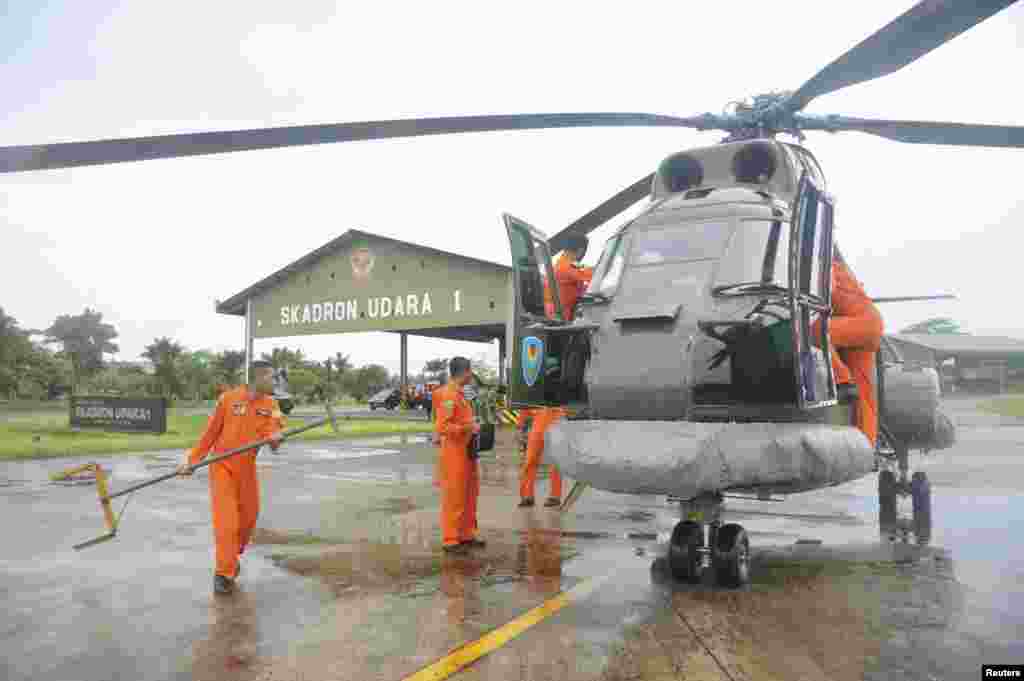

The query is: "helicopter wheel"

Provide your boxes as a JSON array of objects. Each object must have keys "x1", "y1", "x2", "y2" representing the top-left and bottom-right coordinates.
[
  {"x1": 668, "y1": 520, "x2": 704, "y2": 582},
  {"x1": 911, "y1": 472, "x2": 932, "y2": 546},
  {"x1": 878, "y1": 469, "x2": 898, "y2": 538},
  {"x1": 711, "y1": 523, "x2": 750, "y2": 588}
]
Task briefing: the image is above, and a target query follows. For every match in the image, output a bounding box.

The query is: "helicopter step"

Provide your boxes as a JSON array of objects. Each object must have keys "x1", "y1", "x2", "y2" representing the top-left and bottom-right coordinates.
[{"x1": 667, "y1": 492, "x2": 751, "y2": 588}]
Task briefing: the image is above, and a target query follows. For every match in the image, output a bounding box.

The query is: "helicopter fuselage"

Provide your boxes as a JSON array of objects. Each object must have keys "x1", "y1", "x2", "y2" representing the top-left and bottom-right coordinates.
[
  {"x1": 503, "y1": 140, "x2": 876, "y2": 498},
  {"x1": 502, "y1": 138, "x2": 952, "y2": 500}
]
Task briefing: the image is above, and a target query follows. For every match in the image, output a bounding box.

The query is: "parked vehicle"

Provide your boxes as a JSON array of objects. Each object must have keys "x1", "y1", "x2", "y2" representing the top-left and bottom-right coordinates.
[{"x1": 368, "y1": 388, "x2": 401, "y2": 410}]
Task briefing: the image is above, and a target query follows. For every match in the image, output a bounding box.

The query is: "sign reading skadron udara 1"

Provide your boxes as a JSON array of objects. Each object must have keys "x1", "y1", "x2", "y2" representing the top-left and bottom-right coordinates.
[
  {"x1": 250, "y1": 239, "x2": 511, "y2": 338},
  {"x1": 279, "y1": 292, "x2": 440, "y2": 326},
  {"x1": 70, "y1": 397, "x2": 168, "y2": 434}
]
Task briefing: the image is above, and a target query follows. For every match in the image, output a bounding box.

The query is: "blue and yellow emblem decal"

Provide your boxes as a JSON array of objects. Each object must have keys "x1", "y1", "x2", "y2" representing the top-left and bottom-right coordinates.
[{"x1": 522, "y1": 336, "x2": 544, "y2": 387}]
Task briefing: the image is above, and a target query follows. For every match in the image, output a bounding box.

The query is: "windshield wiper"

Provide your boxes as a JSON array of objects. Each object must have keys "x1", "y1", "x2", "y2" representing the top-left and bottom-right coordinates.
[{"x1": 712, "y1": 281, "x2": 789, "y2": 297}]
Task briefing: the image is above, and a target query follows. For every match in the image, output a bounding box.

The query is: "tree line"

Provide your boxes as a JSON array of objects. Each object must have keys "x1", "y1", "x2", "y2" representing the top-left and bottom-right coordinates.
[{"x1": 0, "y1": 306, "x2": 500, "y2": 403}]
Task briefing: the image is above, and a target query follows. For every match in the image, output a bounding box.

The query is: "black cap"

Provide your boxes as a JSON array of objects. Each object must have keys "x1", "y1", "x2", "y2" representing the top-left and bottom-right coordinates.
[{"x1": 251, "y1": 360, "x2": 273, "y2": 370}]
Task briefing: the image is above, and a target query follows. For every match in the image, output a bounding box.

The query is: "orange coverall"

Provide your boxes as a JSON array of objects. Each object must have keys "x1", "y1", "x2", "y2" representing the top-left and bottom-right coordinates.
[
  {"x1": 522, "y1": 252, "x2": 592, "y2": 502},
  {"x1": 519, "y1": 406, "x2": 565, "y2": 501},
  {"x1": 434, "y1": 382, "x2": 481, "y2": 547},
  {"x1": 189, "y1": 386, "x2": 281, "y2": 579},
  {"x1": 544, "y1": 253, "x2": 594, "y2": 320},
  {"x1": 813, "y1": 257, "x2": 884, "y2": 445}
]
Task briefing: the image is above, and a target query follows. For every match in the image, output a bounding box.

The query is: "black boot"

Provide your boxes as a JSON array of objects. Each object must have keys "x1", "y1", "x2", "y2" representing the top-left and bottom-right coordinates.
[
  {"x1": 518, "y1": 498, "x2": 535, "y2": 508},
  {"x1": 214, "y1": 575, "x2": 235, "y2": 595},
  {"x1": 544, "y1": 497, "x2": 561, "y2": 508}
]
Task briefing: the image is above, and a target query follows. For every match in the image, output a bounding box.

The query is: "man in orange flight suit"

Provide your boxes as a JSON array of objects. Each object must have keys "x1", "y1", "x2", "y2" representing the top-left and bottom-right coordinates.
[
  {"x1": 435, "y1": 356, "x2": 485, "y2": 555},
  {"x1": 813, "y1": 246, "x2": 884, "y2": 446},
  {"x1": 543, "y1": 233, "x2": 594, "y2": 321},
  {"x1": 177, "y1": 360, "x2": 283, "y2": 594},
  {"x1": 520, "y1": 234, "x2": 593, "y2": 509}
]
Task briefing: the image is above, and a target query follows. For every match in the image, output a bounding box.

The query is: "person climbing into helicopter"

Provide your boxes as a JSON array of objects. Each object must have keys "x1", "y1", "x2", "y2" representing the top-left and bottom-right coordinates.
[
  {"x1": 519, "y1": 234, "x2": 593, "y2": 509},
  {"x1": 543, "y1": 233, "x2": 594, "y2": 320},
  {"x1": 811, "y1": 243, "x2": 884, "y2": 446}
]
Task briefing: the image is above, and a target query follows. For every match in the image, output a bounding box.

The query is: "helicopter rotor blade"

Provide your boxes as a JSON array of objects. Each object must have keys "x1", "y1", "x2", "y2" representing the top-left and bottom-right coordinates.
[
  {"x1": 783, "y1": 0, "x2": 1018, "y2": 114},
  {"x1": 548, "y1": 173, "x2": 655, "y2": 253},
  {"x1": 0, "y1": 113, "x2": 711, "y2": 174},
  {"x1": 800, "y1": 115, "x2": 1024, "y2": 147},
  {"x1": 872, "y1": 295, "x2": 957, "y2": 304}
]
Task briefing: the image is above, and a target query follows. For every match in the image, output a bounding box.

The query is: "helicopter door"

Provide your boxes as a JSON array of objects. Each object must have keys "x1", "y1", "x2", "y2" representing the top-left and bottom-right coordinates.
[
  {"x1": 790, "y1": 173, "x2": 837, "y2": 410},
  {"x1": 502, "y1": 213, "x2": 569, "y2": 409}
]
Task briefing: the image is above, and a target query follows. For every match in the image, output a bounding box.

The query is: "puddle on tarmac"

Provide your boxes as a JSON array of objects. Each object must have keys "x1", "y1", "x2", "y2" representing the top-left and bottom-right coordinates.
[
  {"x1": 595, "y1": 509, "x2": 656, "y2": 523},
  {"x1": 251, "y1": 528, "x2": 336, "y2": 546},
  {"x1": 309, "y1": 448, "x2": 401, "y2": 460},
  {"x1": 350, "y1": 434, "x2": 430, "y2": 447},
  {"x1": 308, "y1": 471, "x2": 431, "y2": 484},
  {"x1": 630, "y1": 546, "x2": 961, "y2": 681},
  {"x1": 269, "y1": 543, "x2": 446, "y2": 596},
  {"x1": 263, "y1": 525, "x2": 583, "y2": 601}
]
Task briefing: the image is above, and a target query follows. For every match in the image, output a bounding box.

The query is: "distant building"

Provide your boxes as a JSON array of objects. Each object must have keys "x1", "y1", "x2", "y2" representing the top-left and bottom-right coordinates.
[{"x1": 886, "y1": 334, "x2": 1024, "y2": 394}]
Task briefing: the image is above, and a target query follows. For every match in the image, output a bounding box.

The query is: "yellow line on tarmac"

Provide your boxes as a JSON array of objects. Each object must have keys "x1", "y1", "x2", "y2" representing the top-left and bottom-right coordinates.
[{"x1": 402, "y1": 574, "x2": 610, "y2": 681}]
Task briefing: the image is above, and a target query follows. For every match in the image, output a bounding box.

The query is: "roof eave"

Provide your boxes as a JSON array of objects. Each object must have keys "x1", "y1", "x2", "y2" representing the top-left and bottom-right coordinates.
[{"x1": 215, "y1": 229, "x2": 510, "y2": 317}]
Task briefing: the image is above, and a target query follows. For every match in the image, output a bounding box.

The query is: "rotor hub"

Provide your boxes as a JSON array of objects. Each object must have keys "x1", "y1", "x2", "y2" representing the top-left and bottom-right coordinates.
[{"x1": 717, "y1": 92, "x2": 804, "y2": 143}]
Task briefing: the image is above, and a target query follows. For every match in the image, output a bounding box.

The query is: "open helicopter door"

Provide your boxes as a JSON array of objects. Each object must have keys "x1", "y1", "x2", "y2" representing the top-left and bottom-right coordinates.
[
  {"x1": 790, "y1": 172, "x2": 837, "y2": 410},
  {"x1": 502, "y1": 213, "x2": 591, "y2": 411}
]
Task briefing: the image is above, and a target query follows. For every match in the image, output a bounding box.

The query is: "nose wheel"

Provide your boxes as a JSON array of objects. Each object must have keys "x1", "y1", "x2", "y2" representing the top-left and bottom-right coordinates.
[{"x1": 667, "y1": 493, "x2": 751, "y2": 588}]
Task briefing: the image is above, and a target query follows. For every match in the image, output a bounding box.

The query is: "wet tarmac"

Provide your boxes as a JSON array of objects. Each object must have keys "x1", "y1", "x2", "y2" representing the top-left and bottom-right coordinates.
[{"x1": 1, "y1": 397, "x2": 1022, "y2": 680}]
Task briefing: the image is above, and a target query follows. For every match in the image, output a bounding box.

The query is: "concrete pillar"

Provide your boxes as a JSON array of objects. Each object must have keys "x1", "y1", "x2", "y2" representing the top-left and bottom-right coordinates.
[
  {"x1": 498, "y1": 335, "x2": 507, "y2": 386},
  {"x1": 399, "y1": 332, "x2": 408, "y2": 389},
  {"x1": 244, "y1": 298, "x2": 255, "y2": 385}
]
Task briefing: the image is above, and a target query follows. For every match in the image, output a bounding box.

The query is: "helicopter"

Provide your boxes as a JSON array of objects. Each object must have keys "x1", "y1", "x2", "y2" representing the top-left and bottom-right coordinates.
[{"x1": 2, "y1": 1, "x2": 1022, "y2": 587}]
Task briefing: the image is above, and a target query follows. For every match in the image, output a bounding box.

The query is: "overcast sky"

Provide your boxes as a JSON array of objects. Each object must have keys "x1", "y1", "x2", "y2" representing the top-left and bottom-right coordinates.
[{"x1": 3, "y1": 1, "x2": 1023, "y2": 376}]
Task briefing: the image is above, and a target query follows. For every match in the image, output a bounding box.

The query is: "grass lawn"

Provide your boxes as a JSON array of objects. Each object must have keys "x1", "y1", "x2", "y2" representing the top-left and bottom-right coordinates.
[
  {"x1": 979, "y1": 395, "x2": 1024, "y2": 418},
  {"x1": 0, "y1": 410, "x2": 433, "y2": 461},
  {"x1": 0, "y1": 396, "x2": 364, "y2": 412}
]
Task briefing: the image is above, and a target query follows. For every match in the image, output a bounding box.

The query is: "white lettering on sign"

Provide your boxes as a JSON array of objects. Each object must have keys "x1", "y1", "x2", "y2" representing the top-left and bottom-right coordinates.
[
  {"x1": 278, "y1": 292, "x2": 450, "y2": 327},
  {"x1": 454, "y1": 290, "x2": 461, "y2": 312},
  {"x1": 77, "y1": 406, "x2": 115, "y2": 419},
  {"x1": 114, "y1": 407, "x2": 152, "y2": 421}
]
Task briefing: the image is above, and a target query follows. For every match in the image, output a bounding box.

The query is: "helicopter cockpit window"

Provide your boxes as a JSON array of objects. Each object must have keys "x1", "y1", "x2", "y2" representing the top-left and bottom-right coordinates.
[
  {"x1": 799, "y1": 196, "x2": 830, "y2": 301},
  {"x1": 630, "y1": 222, "x2": 730, "y2": 266},
  {"x1": 713, "y1": 219, "x2": 791, "y2": 293},
  {"x1": 783, "y1": 144, "x2": 826, "y2": 190},
  {"x1": 586, "y1": 234, "x2": 627, "y2": 297}
]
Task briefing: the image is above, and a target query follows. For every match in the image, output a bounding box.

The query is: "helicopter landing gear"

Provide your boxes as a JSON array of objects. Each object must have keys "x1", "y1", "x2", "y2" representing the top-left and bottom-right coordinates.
[
  {"x1": 667, "y1": 493, "x2": 750, "y2": 588},
  {"x1": 876, "y1": 443, "x2": 932, "y2": 546}
]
